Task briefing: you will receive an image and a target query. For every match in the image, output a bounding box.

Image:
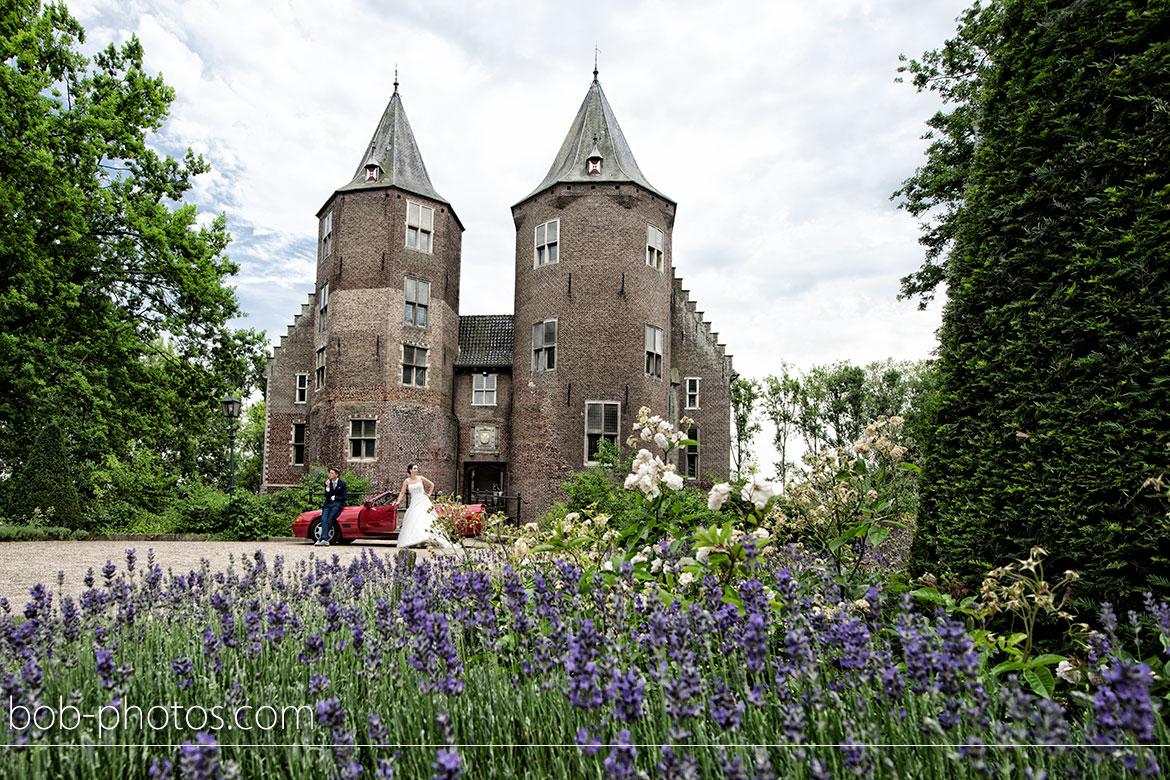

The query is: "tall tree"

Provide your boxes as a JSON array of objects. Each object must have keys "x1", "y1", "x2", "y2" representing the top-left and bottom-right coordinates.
[
  {"x1": 729, "y1": 377, "x2": 763, "y2": 478},
  {"x1": 762, "y1": 363, "x2": 802, "y2": 479},
  {"x1": 896, "y1": 0, "x2": 1170, "y2": 608},
  {"x1": 0, "y1": 1, "x2": 265, "y2": 505}
]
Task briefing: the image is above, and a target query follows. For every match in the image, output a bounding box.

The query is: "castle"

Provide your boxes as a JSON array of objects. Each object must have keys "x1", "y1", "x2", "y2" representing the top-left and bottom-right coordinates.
[{"x1": 261, "y1": 71, "x2": 734, "y2": 520}]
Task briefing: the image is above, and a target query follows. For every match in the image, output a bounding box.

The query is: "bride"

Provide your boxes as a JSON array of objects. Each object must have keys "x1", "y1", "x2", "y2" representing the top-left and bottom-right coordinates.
[{"x1": 395, "y1": 464, "x2": 453, "y2": 549}]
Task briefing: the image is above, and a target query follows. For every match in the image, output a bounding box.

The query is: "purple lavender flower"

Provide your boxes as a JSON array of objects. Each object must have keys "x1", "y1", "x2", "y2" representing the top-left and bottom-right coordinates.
[
  {"x1": 603, "y1": 729, "x2": 637, "y2": 779},
  {"x1": 178, "y1": 732, "x2": 225, "y2": 780},
  {"x1": 433, "y1": 747, "x2": 464, "y2": 780},
  {"x1": 369, "y1": 713, "x2": 389, "y2": 745},
  {"x1": 708, "y1": 679, "x2": 745, "y2": 731},
  {"x1": 1092, "y1": 659, "x2": 1156, "y2": 744},
  {"x1": 171, "y1": 656, "x2": 194, "y2": 690},
  {"x1": 608, "y1": 668, "x2": 644, "y2": 723},
  {"x1": 576, "y1": 727, "x2": 602, "y2": 755},
  {"x1": 718, "y1": 752, "x2": 748, "y2": 780},
  {"x1": 657, "y1": 744, "x2": 700, "y2": 780},
  {"x1": 148, "y1": 756, "x2": 174, "y2": 779},
  {"x1": 309, "y1": 674, "x2": 330, "y2": 695}
]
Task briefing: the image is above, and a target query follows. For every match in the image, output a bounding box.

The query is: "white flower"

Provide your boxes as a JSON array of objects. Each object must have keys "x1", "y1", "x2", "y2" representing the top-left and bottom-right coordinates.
[
  {"x1": 663, "y1": 471, "x2": 684, "y2": 491},
  {"x1": 678, "y1": 572, "x2": 695, "y2": 587},
  {"x1": 890, "y1": 416, "x2": 905, "y2": 426},
  {"x1": 678, "y1": 557, "x2": 697, "y2": 568},
  {"x1": 624, "y1": 473, "x2": 640, "y2": 490},
  {"x1": 696, "y1": 546, "x2": 713, "y2": 562},
  {"x1": 708, "y1": 482, "x2": 732, "y2": 511},
  {"x1": 593, "y1": 514, "x2": 609, "y2": 527},
  {"x1": 753, "y1": 527, "x2": 770, "y2": 540},
  {"x1": 741, "y1": 474, "x2": 780, "y2": 511},
  {"x1": 654, "y1": 432, "x2": 669, "y2": 450},
  {"x1": 641, "y1": 428, "x2": 654, "y2": 441},
  {"x1": 523, "y1": 522, "x2": 540, "y2": 535},
  {"x1": 564, "y1": 512, "x2": 580, "y2": 523},
  {"x1": 602, "y1": 560, "x2": 614, "y2": 572},
  {"x1": 651, "y1": 558, "x2": 663, "y2": 574},
  {"x1": 514, "y1": 539, "x2": 530, "y2": 559},
  {"x1": 631, "y1": 553, "x2": 648, "y2": 565},
  {"x1": 1056, "y1": 660, "x2": 1082, "y2": 684}
]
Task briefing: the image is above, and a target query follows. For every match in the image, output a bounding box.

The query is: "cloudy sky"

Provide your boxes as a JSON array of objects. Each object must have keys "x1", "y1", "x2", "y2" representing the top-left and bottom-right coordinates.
[{"x1": 68, "y1": 0, "x2": 968, "y2": 381}]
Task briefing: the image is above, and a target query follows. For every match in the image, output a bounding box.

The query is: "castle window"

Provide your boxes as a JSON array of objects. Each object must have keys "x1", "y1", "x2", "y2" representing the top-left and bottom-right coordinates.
[
  {"x1": 404, "y1": 277, "x2": 430, "y2": 327},
  {"x1": 295, "y1": 374, "x2": 308, "y2": 404},
  {"x1": 647, "y1": 225, "x2": 664, "y2": 271},
  {"x1": 406, "y1": 201, "x2": 433, "y2": 252},
  {"x1": 318, "y1": 282, "x2": 329, "y2": 333},
  {"x1": 315, "y1": 347, "x2": 326, "y2": 389},
  {"x1": 645, "y1": 325, "x2": 663, "y2": 378},
  {"x1": 533, "y1": 319, "x2": 557, "y2": 372},
  {"x1": 585, "y1": 401, "x2": 620, "y2": 463},
  {"x1": 684, "y1": 426, "x2": 699, "y2": 478},
  {"x1": 291, "y1": 423, "x2": 306, "y2": 465},
  {"x1": 402, "y1": 345, "x2": 427, "y2": 387},
  {"x1": 321, "y1": 210, "x2": 333, "y2": 258},
  {"x1": 348, "y1": 419, "x2": 377, "y2": 461},
  {"x1": 534, "y1": 220, "x2": 559, "y2": 267},
  {"x1": 473, "y1": 373, "x2": 497, "y2": 406},
  {"x1": 685, "y1": 377, "x2": 700, "y2": 409}
]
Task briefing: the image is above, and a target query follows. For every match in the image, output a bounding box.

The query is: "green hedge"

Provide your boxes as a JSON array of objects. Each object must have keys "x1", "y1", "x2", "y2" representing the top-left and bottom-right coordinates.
[{"x1": 907, "y1": 0, "x2": 1170, "y2": 611}]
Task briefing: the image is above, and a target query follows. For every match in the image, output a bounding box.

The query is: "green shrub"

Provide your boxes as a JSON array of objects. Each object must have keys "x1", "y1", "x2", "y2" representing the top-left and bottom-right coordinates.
[
  {"x1": 0, "y1": 524, "x2": 90, "y2": 542},
  {"x1": 11, "y1": 421, "x2": 83, "y2": 529}
]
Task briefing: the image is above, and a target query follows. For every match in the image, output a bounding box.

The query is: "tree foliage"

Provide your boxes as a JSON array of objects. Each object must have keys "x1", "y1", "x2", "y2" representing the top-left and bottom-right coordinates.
[
  {"x1": 0, "y1": 1, "x2": 266, "y2": 514},
  {"x1": 12, "y1": 420, "x2": 81, "y2": 528},
  {"x1": 729, "y1": 377, "x2": 763, "y2": 477},
  {"x1": 897, "y1": 0, "x2": 1170, "y2": 609},
  {"x1": 762, "y1": 360, "x2": 936, "y2": 478}
]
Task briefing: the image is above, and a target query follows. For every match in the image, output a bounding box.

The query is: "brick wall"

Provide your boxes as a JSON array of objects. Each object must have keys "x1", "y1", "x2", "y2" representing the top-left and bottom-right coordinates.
[{"x1": 509, "y1": 183, "x2": 677, "y2": 517}]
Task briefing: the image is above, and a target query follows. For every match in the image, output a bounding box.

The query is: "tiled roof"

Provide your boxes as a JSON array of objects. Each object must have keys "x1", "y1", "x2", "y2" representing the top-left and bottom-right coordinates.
[
  {"x1": 519, "y1": 75, "x2": 671, "y2": 205},
  {"x1": 337, "y1": 89, "x2": 449, "y2": 204},
  {"x1": 456, "y1": 315, "x2": 514, "y2": 369}
]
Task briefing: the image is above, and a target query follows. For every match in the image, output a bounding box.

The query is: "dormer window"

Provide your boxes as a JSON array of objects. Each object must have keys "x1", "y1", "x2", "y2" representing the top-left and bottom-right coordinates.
[
  {"x1": 365, "y1": 164, "x2": 379, "y2": 182},
  {"x1": 586, "y1": 142, "x2": 603, "y2": 176}
]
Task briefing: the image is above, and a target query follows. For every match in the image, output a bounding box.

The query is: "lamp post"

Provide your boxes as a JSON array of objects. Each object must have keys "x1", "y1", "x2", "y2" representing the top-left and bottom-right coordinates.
[{"x1": 220, "y1": 393, "x2": 242, "y2": 506}]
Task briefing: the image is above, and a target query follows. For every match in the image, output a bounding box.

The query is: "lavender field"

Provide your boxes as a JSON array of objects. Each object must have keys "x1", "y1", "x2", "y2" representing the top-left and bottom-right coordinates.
[{"x1": 1, "y1": 542, "x2": 1166, "y2": 779}]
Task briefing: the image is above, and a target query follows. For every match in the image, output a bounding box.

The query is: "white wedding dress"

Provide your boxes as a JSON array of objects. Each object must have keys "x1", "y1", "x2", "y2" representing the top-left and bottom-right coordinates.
[{"x1": 396, "y1": 481, "x2": 453, "y2": 548}]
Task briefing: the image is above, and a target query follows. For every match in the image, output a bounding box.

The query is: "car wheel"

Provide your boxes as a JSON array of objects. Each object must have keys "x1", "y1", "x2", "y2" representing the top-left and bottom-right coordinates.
[{"x1": 307, "y1": 519, "x2": 322, "y2": 543}]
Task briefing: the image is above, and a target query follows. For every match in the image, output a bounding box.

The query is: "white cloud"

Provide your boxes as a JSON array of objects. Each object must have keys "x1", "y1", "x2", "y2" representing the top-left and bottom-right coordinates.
[{"x1": 67, "y1": 0, "x2": 967, "y2": 412}]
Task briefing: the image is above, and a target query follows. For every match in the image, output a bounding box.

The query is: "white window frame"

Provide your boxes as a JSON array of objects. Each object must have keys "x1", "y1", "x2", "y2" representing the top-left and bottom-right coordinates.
[
  {"x1": 472, "y1": 373, "x2": 497, "y2": 406},
  {"x1": 348, "y1": 419, "x2": 377, "y2": 461},
  {"x1": 406, "y1": 201, "x2": 434, "y2": 253},
  {"x1": 295, "y1": 374, "x2": 308, "y2": 404},
  {"x1": 291, "y1": 423, "x2": 306, "y2": 465},
  {"x1": 321, "y1": 210, "x2": 333, "y2": 258},
  {"x1": 402, "y1": 344, "x2": 428, "y2": 387},
  {"x1": 584, "y1": 401, "x2": 621, "y2": 464},
  {"x1": 404, "y1": 276, "x2": 430, "y2": 328},
  {"x1": 685, "y1": 377, "x2": 700, "y2": 409},
  {"x1": 684, "y1": 426, "x2": 699, "y2": 478},
  {"x1": 318, "y1": 282, "x2": 329, "y2": 333},
  {"x1": 645, "y1": 325, "x2": 663, "y2": 379},
  {"x1": 532, "y1": 319, "x2": 557, "y2": 372},
  {"x1": 315, "y1": 347, "x2": 326, "y2": 389},
  {"x1": 647, "y1": 224, "x2": 664, "y2": 271},
  {"x1": 534, "y1": 219, "x2": 559, "y2": 267}
]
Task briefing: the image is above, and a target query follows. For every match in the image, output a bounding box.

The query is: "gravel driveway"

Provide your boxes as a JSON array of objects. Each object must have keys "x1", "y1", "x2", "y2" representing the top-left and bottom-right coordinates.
[{"x1": 0, "y1": 538, "x2": 436, "y2": 607}]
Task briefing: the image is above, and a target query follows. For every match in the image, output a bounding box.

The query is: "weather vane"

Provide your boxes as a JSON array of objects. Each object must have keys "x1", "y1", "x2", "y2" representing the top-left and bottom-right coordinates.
[
  {"x1": 394, "y1": 65, "x2": 399, "y2": 94},
  {"x1": 593, "y1": 45, "x2": 601, "y2": 81}
]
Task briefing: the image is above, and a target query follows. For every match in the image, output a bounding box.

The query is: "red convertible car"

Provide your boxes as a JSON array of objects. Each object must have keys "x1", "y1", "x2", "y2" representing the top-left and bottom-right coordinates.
[{"x1": 292, "y1": 489, "x2": 486, "y2": 545}]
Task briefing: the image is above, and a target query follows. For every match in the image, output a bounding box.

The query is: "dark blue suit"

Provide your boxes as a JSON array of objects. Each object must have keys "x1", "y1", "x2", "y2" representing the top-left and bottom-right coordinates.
[{"x1": 319, "y1": 478, "x2": 347, "y2": 543}]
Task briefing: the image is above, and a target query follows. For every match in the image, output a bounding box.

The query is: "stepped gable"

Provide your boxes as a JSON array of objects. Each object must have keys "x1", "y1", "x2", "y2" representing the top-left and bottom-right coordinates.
[
  {"x1": 673, "y1": 275, "x2": 734, "y2": 375},
  {"x1": 267, "y1": 293, "x2": 315, "y2": 363},
  {"x1": 455, "y1": 315, "x2": 514, "y2": 368},
  {"x1": 337, "y1": 82, "x2": 449, "y2": 205},
  {"x1": 519, "y1": 72, "x2": 672, "y2": 204}
]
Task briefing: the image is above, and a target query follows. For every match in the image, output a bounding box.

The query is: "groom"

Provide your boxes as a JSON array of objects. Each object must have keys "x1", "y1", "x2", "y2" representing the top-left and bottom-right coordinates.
[{"x1": 316, "y1": 467, "x2": 347, "y2": 546}]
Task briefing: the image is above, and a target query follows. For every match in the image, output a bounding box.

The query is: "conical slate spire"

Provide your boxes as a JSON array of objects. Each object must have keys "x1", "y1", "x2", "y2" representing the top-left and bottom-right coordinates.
[
  {"x1": 519, "y1": 76, "x2": 672, "y2": 204},
  {"x1": 339, "y1": 89, "x2": 448, "y2": 204}
]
